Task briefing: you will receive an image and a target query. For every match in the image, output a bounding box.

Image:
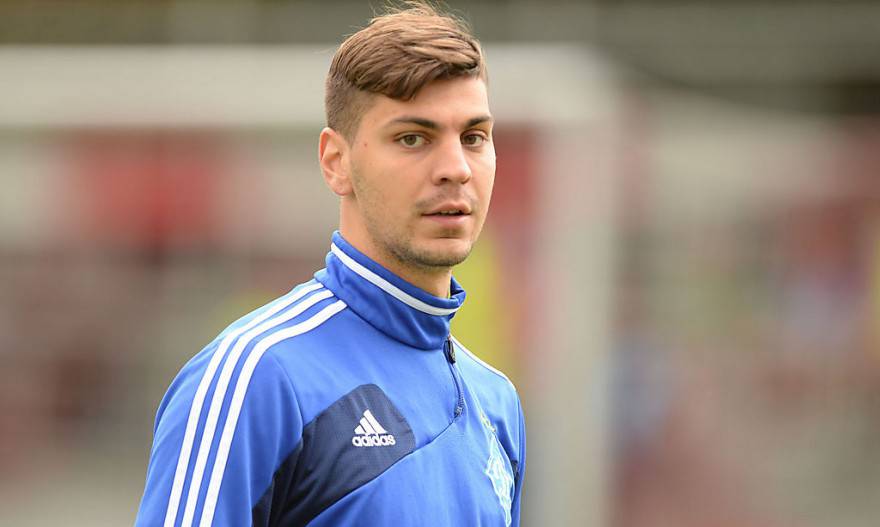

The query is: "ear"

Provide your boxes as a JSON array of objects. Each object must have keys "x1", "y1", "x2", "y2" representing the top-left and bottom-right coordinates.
[{"x1": 319, "y1": 127, "x2": 353, "y2": 196}]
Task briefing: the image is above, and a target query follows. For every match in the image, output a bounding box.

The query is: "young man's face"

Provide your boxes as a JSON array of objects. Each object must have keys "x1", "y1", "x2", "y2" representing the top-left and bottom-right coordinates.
[{"x1": 343, "y1": 77, "x2": 495, "y2": 277}]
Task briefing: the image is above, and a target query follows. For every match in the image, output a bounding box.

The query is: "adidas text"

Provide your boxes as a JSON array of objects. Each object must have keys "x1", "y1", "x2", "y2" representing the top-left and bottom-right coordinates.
[{"x1": 352, "y1": 434, "x2": 396, "y2": 447}]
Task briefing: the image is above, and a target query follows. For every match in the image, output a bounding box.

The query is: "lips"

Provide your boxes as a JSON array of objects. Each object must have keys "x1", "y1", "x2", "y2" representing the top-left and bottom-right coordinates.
[{"x1": 423, "y1": 202, "x2": 472, "y2": 216}]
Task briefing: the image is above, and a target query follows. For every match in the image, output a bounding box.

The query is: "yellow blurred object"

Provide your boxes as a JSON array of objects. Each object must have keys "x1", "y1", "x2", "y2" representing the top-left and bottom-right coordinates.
[{"x1": 450, "y1": 231, "x2": 518, "y2": 383}]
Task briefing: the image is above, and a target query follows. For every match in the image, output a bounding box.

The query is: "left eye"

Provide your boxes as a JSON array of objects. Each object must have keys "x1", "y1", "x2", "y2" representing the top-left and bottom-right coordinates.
[
  {"x1": 398, "y1": 135, "x2": 425, "y2": 148},
  {"x1": 462, "y1": 134, "x2": 486, "y2": 146}
]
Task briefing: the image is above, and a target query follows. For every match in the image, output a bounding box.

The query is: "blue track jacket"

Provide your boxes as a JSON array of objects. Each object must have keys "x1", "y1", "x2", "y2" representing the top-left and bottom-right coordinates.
[{"x1": 136, "y1": 232, "x2": 526, "y2": 526}]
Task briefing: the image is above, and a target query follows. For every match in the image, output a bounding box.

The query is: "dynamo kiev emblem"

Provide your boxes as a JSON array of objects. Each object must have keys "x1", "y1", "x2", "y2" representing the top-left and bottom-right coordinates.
[{"x1": 481, "y1": 411, "x2": 514, "y2": 526}]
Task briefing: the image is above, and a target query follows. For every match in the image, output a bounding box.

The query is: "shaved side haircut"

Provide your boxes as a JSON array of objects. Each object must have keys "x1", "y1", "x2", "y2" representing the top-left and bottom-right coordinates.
[{"x1": 325, "y1": 2, "x2": 487, "y2": 141}]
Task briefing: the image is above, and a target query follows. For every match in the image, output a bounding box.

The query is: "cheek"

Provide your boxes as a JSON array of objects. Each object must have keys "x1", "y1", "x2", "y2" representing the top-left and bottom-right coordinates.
[
  {"x1": 473, "y1": 160, "x2": 496, "y2": 201},
  {"x1": 361, "y1": 166, "x2": 412, "y2": 216},
  {"x1": 380, "y1": 161, "x2": 421, "y2": 199}
]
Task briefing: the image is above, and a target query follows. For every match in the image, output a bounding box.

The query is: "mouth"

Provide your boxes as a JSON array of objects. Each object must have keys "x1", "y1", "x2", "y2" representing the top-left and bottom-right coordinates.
[
  {"x1": 421, "y1": 204, "x2": 471, "y2": 228},
  {"x1": 422, "y1": 202, "x2": 472, "y2": 217},
  {"x1": 425, "y1": 210, "x2": 468, "y2": 218}
]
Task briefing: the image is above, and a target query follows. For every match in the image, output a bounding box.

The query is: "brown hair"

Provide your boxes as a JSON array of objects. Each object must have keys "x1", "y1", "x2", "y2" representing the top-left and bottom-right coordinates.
[{"x1": 325, "y1": 2, "x2": 486, "y2": 140}]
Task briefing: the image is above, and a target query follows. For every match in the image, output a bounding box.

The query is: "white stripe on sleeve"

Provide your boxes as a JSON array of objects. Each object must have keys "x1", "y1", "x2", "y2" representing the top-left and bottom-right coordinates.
[
  {"x1": 162, "y1": 282, "x2": 323, "y2": 527},
  {"x1": 179, "y1": 288, "x2": 335, "y2": 527},
  {"x1": 199, "y1": 299, "x2": 347, "y2": 527}
]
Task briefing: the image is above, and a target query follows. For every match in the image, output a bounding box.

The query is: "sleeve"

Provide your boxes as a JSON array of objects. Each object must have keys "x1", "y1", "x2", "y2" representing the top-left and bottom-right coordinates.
[
  {"x1": 135, "y1": 347, "x2": 302, "y2": 527},
  {"x1": 510, "y1": 396, "x2": 527, "y2": 527}
]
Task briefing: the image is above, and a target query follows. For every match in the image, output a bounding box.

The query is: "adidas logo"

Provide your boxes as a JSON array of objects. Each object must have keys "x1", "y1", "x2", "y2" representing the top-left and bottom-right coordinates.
[{"x1": 351, "y1": 409, "x2": 396, "y2": 448}]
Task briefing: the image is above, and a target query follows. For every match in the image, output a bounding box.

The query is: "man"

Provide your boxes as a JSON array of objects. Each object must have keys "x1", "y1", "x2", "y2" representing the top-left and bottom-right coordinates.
[{"x1": 136, "y1": 4, "x2": 525, "y2": 526}]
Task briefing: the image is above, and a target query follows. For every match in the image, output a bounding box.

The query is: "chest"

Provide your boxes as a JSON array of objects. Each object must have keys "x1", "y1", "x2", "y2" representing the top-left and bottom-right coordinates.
[{"x1": 259, "y1": 351, "x2": 516, "y2": 527}]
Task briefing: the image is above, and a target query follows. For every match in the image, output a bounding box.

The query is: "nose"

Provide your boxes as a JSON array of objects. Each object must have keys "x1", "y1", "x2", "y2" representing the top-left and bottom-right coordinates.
[{"x1": 430, "y1": 139, "x2": 472, "y2": 185}]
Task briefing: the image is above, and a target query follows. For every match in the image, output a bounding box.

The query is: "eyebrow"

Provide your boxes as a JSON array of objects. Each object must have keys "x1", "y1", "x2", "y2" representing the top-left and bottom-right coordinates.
[{"x1": 386, "y1": 115, "x2": 494, "y2": 130}]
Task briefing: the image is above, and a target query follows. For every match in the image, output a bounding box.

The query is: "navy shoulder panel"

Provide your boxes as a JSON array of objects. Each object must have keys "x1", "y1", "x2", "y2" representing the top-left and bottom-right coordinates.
[{"x1": 253, "y1": 384, "x2": 415, "y2": 526}]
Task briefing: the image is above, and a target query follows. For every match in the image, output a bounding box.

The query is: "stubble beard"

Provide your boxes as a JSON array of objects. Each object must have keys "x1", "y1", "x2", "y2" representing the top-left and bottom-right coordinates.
[
  {"x1": 365, "y1": 213, "x2": 473, "y2": 272},
  {"x1": 350, "y1": 164, "x2": 478, "y2": 275},
  {"x1": 389, "y1": 230, "x2": 472, "y2": 270}
]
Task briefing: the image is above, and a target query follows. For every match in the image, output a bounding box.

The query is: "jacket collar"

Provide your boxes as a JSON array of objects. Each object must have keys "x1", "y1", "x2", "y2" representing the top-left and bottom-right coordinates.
[{"x1": 315, "y1": 231, "x2": 466, "y2": 350}]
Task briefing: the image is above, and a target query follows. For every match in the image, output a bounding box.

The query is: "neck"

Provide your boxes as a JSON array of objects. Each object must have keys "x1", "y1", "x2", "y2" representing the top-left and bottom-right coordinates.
[
  {"x1": 338, "y1": 227, "x2": 451, "y2": 298},
  {"x1": 321, "y1": 231, "x2": 466, "y2": 351},
  {"x1": 381, "y1": 257, "x2": 452, "y2": 298}
]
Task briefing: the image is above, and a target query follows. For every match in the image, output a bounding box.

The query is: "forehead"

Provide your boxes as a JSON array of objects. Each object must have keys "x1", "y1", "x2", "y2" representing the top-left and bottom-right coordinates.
[{"x1": 360, "y1": 77, "x2": 491, "y2": 131}]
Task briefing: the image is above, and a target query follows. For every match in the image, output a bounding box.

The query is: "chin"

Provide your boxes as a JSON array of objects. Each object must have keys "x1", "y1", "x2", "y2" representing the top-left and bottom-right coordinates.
[{"x1": 415, "y1": 238, "x2": 473, "y2": 267}]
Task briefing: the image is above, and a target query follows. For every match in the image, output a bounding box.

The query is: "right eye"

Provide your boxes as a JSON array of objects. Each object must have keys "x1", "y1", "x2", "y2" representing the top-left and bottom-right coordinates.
[{"x1": 397, "y1": 134, "x2": 426, "y2": 148}]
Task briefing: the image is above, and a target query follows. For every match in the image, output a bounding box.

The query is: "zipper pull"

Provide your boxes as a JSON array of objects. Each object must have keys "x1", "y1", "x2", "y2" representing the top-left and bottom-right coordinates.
[{"x1": 444, "y1": 337, "x2": 456, "y2": 364}]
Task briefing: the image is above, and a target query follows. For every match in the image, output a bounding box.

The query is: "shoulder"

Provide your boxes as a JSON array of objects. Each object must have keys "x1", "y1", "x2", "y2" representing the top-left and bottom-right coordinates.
[
  {"x1": 169, "y1": 279, "x2": 348, "y2": 407},
  {"x1": 217, "y1": 279, "x2": 348, "y2": 352},
  {"x1": 451, "y1": 335, "x2": 520, "y2": 414},
  {"x1": 451, "y1": 335, "x2": 516, "y2": 389},
  {"x1": 215, "y1": 280, "x2": 335, "y2": 342},
  {"x1": 157, "y1": 279, "x2": 351, "y2": 428}
]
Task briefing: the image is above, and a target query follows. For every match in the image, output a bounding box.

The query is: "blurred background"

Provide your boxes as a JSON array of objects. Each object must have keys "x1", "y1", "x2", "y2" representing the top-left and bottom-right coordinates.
[{"x1": 1, "y1": 1, "x2": 879, "y2": 526}]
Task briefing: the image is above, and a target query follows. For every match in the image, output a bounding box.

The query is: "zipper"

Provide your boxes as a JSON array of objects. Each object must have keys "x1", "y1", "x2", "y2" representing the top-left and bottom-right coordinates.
[{"x1": 444, "y1": 336, "x2": 464, "y2": 418}]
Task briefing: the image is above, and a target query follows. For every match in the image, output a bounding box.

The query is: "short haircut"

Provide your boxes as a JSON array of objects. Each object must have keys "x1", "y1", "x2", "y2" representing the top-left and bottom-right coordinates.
[{"x1": 325, "y1": 2, "x2": 487, "y2": 141}]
